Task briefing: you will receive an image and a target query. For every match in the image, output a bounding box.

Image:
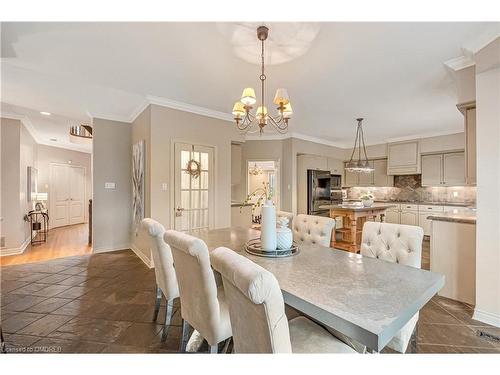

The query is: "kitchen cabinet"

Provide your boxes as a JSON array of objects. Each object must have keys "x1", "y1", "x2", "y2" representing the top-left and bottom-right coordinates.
[
  {"x1": 385, "y1": 205, "x2": 401, "y2": 224},
  {"x1": 443, "y1": 152, "x2": 466, "y2": 186},
  {"x1": 373, "y1": 159, "x2": 394, "y2": 187},
  {"x1": 400, "y1": 204, "x2": 419, "y2": 226},
  {"x1": 358, "y1": 160, "x2": 374, "y2": 186},
  {"x1": 421, "y1": 152, "x2": 465, "y2": 186},
  {"x1": 327, "y1": 157, "x2": 344, "y2": 175},
  {"x1": 343, "y1": 164, "x2": 358, "y2": 187},
  {"x1": 231, "y1": 143, "x2": 242, "y2": 185},
  {"x1": 418, "y1": 205, "x2": 444, "y2": 235},
  {"x1": 457, "y1": 101, "x2": 476, "y2": 185},
  {"x1": 421, "y1": 154, "x2": 443, "y2": 186},
  {"x1": 387, "y1": 140, "x2": 420, "y2": 175},
  {"x1": 343, "y1": 158, "x2": 393, "y2": 187}
]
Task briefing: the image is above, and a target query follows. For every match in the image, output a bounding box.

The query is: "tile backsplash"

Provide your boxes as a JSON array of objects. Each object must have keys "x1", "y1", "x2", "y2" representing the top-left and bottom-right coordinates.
[{"x1": 347, "y1": 174, "x2": 476, "y2": 205}]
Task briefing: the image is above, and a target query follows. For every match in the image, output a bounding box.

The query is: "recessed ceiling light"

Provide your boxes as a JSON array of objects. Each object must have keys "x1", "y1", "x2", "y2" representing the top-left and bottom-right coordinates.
[
  {"x1": 40, "y1": 111, "x2": 51, "y2": 116},
  {"x1": 50, "y1": 138, "x2": 57, "y2": 142}
]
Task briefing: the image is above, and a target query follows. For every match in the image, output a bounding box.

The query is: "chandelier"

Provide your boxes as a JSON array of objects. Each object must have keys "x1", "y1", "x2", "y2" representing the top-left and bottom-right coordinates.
[
  {"x1": 345, "y1": 118, "x2": 374, "y2": 173},
  {"x1": 232, "y1": 26, "x2": 292, "y2": 135},
  {"x1": 248, "y1": 162, "x2": 263, "y2": 176}
]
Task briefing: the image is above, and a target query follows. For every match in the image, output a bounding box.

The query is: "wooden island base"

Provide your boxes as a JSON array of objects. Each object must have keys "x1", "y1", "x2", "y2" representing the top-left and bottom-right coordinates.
[{"x1": 319, "y1": 204, "x2": 395, "y2": 253}]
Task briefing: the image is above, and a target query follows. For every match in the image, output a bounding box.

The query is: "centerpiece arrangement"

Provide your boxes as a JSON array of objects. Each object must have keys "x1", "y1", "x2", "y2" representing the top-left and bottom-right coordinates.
[
  {"x1": 240, "y1": 182, "x2": 298, "y2": 257},
  {"x1": 360, "y1": 192, "x2": 375, "y2": 207}
]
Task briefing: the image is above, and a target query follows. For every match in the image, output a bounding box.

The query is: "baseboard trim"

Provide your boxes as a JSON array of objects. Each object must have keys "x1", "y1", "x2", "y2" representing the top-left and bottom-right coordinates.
[
  {"x1": 130, "y1": 244, "x2": 153, "y2": 268},
  {"x1": 473, "y1": 308, "x2": 500, "y2": 328},
  {"x1": 0, "y1": 235, "x2": 32, "y2": 257},
  {"x1": 92, "y1": 243, "x2": 131, "y2": 254}
]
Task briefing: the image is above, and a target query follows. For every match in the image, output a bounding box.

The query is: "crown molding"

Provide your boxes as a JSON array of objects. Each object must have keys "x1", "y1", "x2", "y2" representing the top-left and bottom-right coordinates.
[
  {"x1": 1, "y1": 112, "x2": 92, "y2": 154},
  {"x1": 443, "y1": 55, "x2": 475, "y2": 72},
  {"x1": 127, "y1": 98, "x2": 150, "y2": 123},
  {"x1": 146, "y1": 95, "x2": 233, "y2": 122},
  {"x1": 385, "y1": 129, "x2": 464, "y2": 144},
  {"x1": 245, "y1": 131, "x2": 349, "y2": 148}
]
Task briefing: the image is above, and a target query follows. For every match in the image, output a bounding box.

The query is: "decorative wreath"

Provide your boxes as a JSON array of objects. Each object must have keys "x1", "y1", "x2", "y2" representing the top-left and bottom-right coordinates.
[{"x1": 186, "y1": 159, "x2": 201, "y2": 179}]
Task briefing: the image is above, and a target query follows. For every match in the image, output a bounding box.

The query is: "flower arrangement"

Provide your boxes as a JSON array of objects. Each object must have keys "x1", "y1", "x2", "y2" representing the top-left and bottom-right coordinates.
[
  {"x1": 240, "y1": 181, "x2": 273, "y2": 214},
  {"x1": 360, "y1": 193, "x2": 374, "y2": 201}
]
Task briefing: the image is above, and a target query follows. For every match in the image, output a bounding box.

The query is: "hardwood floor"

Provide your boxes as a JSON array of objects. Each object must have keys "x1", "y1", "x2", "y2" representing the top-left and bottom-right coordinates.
[{"x1": 0, "y1": 224, "x2": 92, "y2": 266}]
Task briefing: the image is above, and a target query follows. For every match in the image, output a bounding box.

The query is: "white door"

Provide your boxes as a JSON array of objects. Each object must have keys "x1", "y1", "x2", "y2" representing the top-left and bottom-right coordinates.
[
  {"x1": 69, "y1": 166, "x2": 85, "y2": 225},
  {"x1": 50, "y1": 164, "x2": 70, "y2": 228},
  {"x1": 50, "y1": 163, "x2": 86, "y2": 228},
  {"x1": 174, "y1": 143, "x2": 214, "y2": 231}
]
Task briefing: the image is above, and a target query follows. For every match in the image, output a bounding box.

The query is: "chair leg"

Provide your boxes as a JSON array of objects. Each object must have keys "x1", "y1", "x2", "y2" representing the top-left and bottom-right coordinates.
[
  {"x1": 221, "y1": 337, "x2": 232, "y2": 354},
  {"x1": 180, "y1": 319, "x2": 190, "y2": 353},
  {"x1": 209, "y1": 344, "x2": 218, "y2": 354},
  {"x1": 153, "y1": 285, "x2": 162, "y2": 322},
  {"x1": 161, "y1": 299, "x2": 174, "y2": 342}
]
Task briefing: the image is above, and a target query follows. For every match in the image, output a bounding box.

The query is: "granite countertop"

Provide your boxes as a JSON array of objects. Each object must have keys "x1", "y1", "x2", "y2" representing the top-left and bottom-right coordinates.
[
  {"x1": 346, "y1": 199, "x2": 474, "y2": 208},
  {"x1": 427, "y1": 211, "x2": 477, "y2": 224},
  {"x1": 319, "y1": 203, "x2": 397, "y2": 212}
]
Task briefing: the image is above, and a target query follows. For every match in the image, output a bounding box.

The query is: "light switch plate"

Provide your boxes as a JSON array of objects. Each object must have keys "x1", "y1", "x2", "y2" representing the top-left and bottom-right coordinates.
[
  {"x1": 161, "y1": 183, "x2": 168, "y2": 191},
  {"x1": 105, "y1": 182, "x2": 116, "y2": 189}
]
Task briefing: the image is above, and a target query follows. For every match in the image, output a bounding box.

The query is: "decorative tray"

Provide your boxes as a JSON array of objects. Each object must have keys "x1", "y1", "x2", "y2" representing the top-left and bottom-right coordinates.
[{"x1": 244, "y1": 238, "x2": 300, "y2": 258}]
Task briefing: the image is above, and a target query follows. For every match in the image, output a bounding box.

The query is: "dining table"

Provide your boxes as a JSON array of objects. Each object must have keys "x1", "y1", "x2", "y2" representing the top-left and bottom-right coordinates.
[{"x1": 191, "y1": 226, "x2": 445, "y2": 352}]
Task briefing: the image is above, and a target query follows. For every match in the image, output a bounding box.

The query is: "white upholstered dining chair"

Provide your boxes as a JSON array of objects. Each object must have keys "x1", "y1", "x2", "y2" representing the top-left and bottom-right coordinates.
[
  {"x1": 292, "y1": 214, "x2": 335, "y2": 247},
  {"x1": 210, "y1": 246, "x2": 356, "y2": 353},
  {"x1": 164, "y1": 230, "x2": 232, "y2": 353},
  {"x1": 141, "y1": 218, "x2": 180, "y2": 342},
  {"x1": 361, "y1": 221, "x2": 424, "y2": 353}
]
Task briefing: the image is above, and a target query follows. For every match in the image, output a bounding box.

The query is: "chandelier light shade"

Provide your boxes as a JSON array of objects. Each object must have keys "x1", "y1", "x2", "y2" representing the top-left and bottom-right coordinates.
[
  {"x1": 345, "y1": 118, "x2": 374, "y2": 174},
  {"x1": 232, "y1": 26, "x2": 292, "y2": 134}
]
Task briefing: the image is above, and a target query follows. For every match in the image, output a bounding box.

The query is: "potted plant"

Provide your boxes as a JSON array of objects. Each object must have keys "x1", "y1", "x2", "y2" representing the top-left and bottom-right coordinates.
[{"x1": 360, "y1": 192, "x2": 374, "y2": 207}]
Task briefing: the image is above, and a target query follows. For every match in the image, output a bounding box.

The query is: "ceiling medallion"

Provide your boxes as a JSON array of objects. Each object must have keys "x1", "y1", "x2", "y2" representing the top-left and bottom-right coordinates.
[
  {"x1": 69, "y1": 124, "x2": 93, "y2": 145},
  {"x1": 345, "y1": 118, "x2": 374, "y2": 174},
  {"x1": 232, "y1": 26, "x2": 292, "y2": 135}
]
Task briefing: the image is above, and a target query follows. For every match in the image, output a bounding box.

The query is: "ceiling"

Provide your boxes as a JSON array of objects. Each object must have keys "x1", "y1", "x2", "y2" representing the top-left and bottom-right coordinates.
[{"x1": 1, "y1": 22, "x2": 498, "y2": 149}]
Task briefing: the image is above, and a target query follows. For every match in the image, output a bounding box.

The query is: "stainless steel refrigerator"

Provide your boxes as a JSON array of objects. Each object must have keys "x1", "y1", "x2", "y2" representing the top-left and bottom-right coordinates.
[{"x1": 307, "y1": 169, "x2": 333, "y2": 216}]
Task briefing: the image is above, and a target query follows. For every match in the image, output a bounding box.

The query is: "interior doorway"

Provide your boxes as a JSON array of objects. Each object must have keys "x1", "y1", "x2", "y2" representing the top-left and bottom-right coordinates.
[
  {"x1": 247, "y1": 160, "x2": 280, "y2": 213},
  {"x1": 173, "y1": 142, "x2": 215, "y2": 231}
]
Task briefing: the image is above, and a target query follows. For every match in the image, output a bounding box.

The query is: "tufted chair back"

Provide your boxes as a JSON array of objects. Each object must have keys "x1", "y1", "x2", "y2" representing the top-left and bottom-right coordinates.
[
  {"x1": 141, "y1": 218, "x2": 179, "y2": 300},
  {"x1": 211, "y1": 247, "x2": 292, "y2": 353},
  {"x1": 360, "y1": 221, "x2": 423, "y2": 353},
  {"x1": 360, "y1": 222, "x2": 423, "y2": 268},
  {"x1": 164, "y1": 230, "x2": 231, "y2": 346},
  {"x1": 292, "y1": 214, "x2": 335, "y2": 247}
]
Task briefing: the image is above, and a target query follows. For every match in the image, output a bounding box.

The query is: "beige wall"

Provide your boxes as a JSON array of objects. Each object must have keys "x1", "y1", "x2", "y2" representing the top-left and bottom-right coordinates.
[
  {"x1": 474, "y1": 66, "x2": 500, "y2": 327},
  {"x1": 92, "y1": 118, "x2": 132, "y2": 252},
  {"x1": 37, "y1": 144, "x2": 92, "y2": 223},
  {"x1": 19, "y1": 122, "x2": 37, "y2": 244},
  {"x1": 1, "y1": 118, "x2": 24, "y2": 249}
]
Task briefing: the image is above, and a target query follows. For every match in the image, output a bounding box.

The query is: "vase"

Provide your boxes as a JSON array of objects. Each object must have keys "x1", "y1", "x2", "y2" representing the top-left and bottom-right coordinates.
[
  {"x1": 362, "y1": 199, "x2": 374, "y2": 207},
  {"x1": 276, "y1": 227, "x2": 293, "y2": 250},
  {"x1": 260, "y1": 202, "x2": 277, "y2": 251}
]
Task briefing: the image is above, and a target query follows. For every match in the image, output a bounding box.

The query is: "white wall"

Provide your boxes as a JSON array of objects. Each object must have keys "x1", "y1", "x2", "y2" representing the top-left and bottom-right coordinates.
[
  {"x1": 37, "y1": 144, "x2": 92, "y2": 223},
  {"x1": 92, "y1": 118, "x2": 132, "y2": 252},
  {"x1": 19, "y1": 123, "x2": 37, "y2": 244},
  {"x1": 474, "y1": 66, "x2": 500, "y2": 327}
]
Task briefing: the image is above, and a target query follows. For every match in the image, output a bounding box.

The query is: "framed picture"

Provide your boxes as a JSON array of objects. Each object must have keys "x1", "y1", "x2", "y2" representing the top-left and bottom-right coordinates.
[
  {"x1": 27, "y1": 166, "x2": 38, "y2": 202},
  {"x1": 132, "y1": 140, "x2": 145, "y2": 234}
]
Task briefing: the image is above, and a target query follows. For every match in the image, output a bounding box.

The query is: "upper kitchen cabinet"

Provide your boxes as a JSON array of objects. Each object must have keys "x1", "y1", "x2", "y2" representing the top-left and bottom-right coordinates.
[
  {"x1": 387, "y1": 140, "x2": 420, "y2": 175},
  {"x1": 421, "y1": 151, "x2": 466, "y2": 186},
  {"x1": 231, "y1": 143, "x2": 242, "y2": 185},
  {"x1": 327, "y1": 157, "x2": 344, "y2": 175},
  {"x1": 373, "y1": 159, "x2": 394, "y2": 187},
  {"x1": 457, "y1": 101, "x2": 476, "y2": 185},
  {"x1": 343, "y1": 158, "x2": 393, "y2": 187}
]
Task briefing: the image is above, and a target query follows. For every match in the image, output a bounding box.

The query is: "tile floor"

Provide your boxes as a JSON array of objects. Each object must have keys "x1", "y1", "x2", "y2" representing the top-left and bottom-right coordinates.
[{"x1": 1, "y1": 246, "x2": 499, "y2": 354}]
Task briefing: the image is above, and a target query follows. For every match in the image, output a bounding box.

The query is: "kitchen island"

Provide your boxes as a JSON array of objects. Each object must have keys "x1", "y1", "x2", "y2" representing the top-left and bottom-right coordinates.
[{"x1": 319, "y1": 203, "x2": 396, "y2": 253}]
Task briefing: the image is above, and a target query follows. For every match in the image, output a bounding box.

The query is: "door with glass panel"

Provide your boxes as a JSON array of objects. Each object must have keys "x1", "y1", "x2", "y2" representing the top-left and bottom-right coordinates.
[{"x1": 174, "y1": 143, "x2": 214, "y2": 231}]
